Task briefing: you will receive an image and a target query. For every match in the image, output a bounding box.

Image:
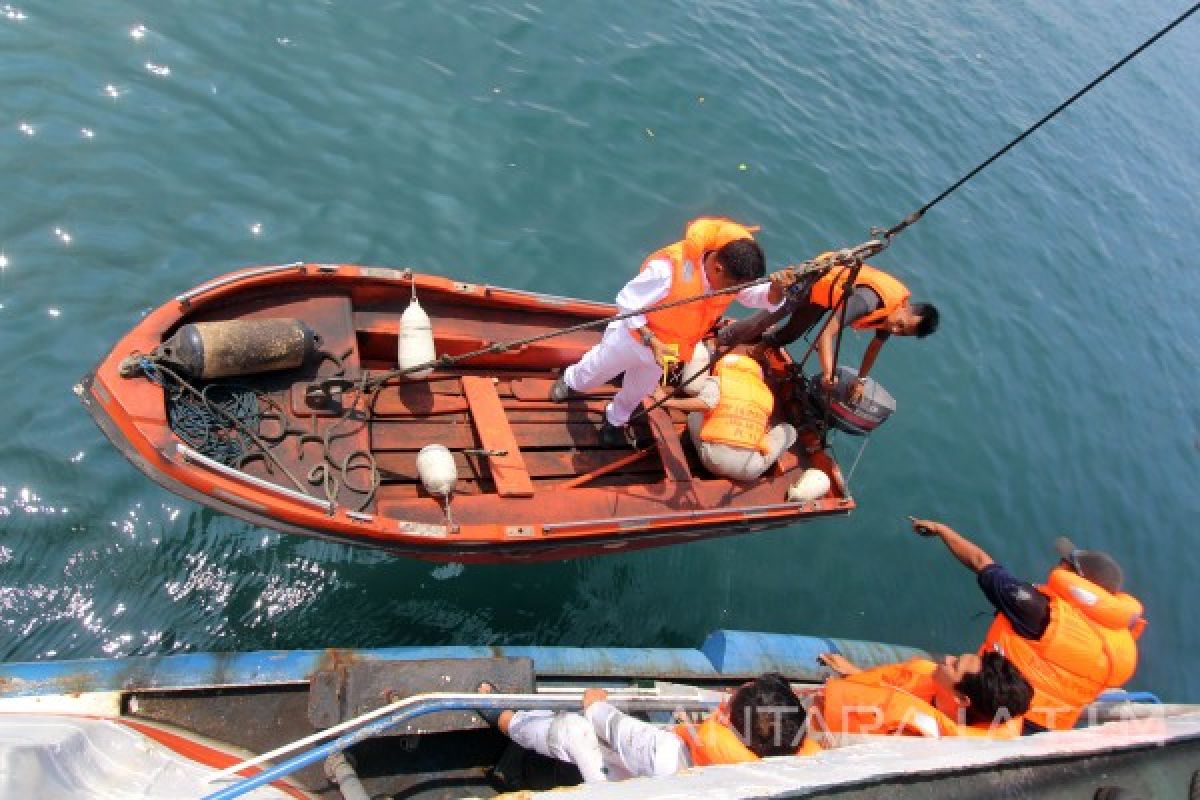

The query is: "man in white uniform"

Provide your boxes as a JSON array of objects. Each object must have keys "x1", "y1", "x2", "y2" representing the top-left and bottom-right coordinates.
[
  {"x1": 477, "y1": 675, "x2": 810, "y2": 784},
  {"x1": 552, "y1": 217, "x2": 794, "y2": 446}
]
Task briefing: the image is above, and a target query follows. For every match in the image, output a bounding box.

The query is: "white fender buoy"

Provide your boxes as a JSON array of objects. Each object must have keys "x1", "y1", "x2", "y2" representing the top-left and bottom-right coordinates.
[
  {"x1": 399, "y1": 296, "x2": 436, "y2": 379},
  {"x1": 787, "y1": 468, "x2": 831, "y2": 502},
  {"x1": 680, "y1": 343, "x2": 713, "y2": 396},
  {"x1": 416, "y1": 444, "x2": 457, "y2": 498}
]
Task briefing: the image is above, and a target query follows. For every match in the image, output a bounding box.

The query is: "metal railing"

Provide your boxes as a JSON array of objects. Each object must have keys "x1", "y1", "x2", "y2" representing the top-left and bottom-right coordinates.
[{"x1": 202, "y1": 690, "x2": 719, "y2": 800}]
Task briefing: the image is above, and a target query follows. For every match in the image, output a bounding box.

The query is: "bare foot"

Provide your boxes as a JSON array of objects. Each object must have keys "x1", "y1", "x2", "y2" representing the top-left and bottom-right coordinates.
[{"x1": 581, "y1": 687, "x2": 609, "y2": 710}]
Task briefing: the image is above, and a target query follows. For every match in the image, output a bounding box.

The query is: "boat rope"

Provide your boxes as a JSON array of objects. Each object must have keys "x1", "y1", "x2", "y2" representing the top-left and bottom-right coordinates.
[
  {"x1": 364, "y1": 1, "x2": 1200, "y2": 391},
  {"x1": 881, "y1": 0, "x2": 1200, "y2": 240},
  {"x1": 167, "y1": 383, "x2": 261, "y2": 466},
  {"x1": 139, "y1": 357, "x2": 312, "y2": 495},
  {"x1": 140, "y1": 355, "x2": 379, "y2": 511},
  {"x1": 357, "y1": 237, "x2": 891, "y2": 394},
  {"x1": 312, "y1": 383, "x2": 380, "y2": 510},
  {"x1": 630, "y1": 3, "x2": 1200, "y2": 420},
  {"x1": 366, "y1": 0, "x2": 1200, "y2": 394},
  {"x1": 821, "y1": 3, "x2": 1200, "y2": 423}
]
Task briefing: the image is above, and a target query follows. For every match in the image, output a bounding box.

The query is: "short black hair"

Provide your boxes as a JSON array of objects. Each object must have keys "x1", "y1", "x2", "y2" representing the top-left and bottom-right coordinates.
[
  {"x1": 715, "y1": 239, "x2": 766, "y2": 282},
  {"x1": 728, "y1": 673, "x2": 806, "y2": 756},
  {"x1": 956, "y1": 652, "x2": 1033, "y2": 727},
  {"x1": 912, "y1": 302, "x2": 939, "y2": 338},
  {"x1": 1075, "y1": 552, "x2": 1124, "y2": 594}
]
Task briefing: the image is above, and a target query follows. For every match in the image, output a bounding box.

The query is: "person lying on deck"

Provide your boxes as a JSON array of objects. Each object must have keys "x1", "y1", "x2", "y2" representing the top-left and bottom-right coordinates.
[
  {"x1": 476, "y1": 673, "x2": 816, "y2": 785},
  {"x1": 652, "y1": 352, "x2": 796, "y2": 482},
  {"x1": 811, "y1": 650, "x2": 1034, "y2": 739}
]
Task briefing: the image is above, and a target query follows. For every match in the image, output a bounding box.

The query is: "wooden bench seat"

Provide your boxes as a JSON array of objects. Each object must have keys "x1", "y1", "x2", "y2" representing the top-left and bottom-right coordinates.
[{"x1": 461, "y1": 376, "x2": 534, "y2": 497}]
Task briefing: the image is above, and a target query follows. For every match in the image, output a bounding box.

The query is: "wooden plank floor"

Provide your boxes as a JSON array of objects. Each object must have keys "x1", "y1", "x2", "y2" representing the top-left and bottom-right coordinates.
[{"x1": 364, "y1": 370, "x2": 684, "y2": 499}]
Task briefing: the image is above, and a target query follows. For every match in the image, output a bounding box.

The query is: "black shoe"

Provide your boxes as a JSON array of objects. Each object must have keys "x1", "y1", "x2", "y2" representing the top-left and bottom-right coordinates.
[
  {"x1": 550, "y1": 377, "x2": 577, "y2": 402},
  {"x1": 599, "y1": 421, "x2": 633, "y2": 448},
  {"x1": 475, "y1": 681, "x2": 503, "y2": 728}
]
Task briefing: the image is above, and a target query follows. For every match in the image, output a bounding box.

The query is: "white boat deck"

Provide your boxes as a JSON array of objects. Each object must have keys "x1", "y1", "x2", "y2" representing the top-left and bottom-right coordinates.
[{"x1": 0, "y1": 715, "x2": 296, "y2": 800}]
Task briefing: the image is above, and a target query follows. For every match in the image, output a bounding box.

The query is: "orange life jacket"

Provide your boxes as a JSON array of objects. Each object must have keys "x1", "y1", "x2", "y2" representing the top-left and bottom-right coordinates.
[
  {"x1": 808, "y1": 262, "x2": 910, "y2": 331},
  {"x1": 674, "y1": 708, "x2": 820, "y2": 766},
  {"x1": 699, "y1": 354, "x2": 775, "y2": 455},
  {"x1": 814, "y1": 659, "x2": 1023, "y2": 739},
  {"x1": 980, "y1": 567, "x2": 1144, "y2": 730},
  {"x1": 638, "y1": 217, "x2": 759, "y2": 360}
]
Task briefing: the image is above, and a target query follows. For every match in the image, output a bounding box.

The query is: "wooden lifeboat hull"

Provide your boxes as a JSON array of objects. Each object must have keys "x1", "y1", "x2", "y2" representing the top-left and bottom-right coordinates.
[{"x1": 80, "y1": 263, "x2": 853, "y2": 563}]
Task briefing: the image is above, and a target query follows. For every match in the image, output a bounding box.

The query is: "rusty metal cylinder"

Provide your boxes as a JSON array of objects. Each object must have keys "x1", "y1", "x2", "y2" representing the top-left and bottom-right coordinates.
[{"x1": 158, "y1": 318, "x2": 316, "y2": 380}]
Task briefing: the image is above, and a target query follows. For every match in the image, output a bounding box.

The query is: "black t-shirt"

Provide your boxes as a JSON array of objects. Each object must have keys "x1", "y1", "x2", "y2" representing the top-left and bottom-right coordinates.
[
  {"x1": 842, "y1": 287, "x2": 890, "y2": 341},
  {"x1": 977, "y1": 563, "x2": 1051, "y2": 639}
]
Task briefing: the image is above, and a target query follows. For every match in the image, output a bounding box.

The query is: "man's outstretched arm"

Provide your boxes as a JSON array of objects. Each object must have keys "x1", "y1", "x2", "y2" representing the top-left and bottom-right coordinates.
[
  {"x1": 857, "y1": 334, "x2": 887, "y2": 382},
  {"x1": 909, "y1": 517, "x2": 995, "y2": 574},
  {"x1": 816, "y1": 315, "x2": 841, "y2": 389}
]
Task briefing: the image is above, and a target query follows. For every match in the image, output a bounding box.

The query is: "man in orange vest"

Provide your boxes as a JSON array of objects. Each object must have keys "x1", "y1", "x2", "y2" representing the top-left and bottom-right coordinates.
[
  {"x1": 652, "y1": 353, "x2": 796, "y2": 481},
  {"x1": 812, "y1": 651, "x2": 1032, "y2": 739},
  {"x1": 720, "y1": 261, "x2": 938, "y2": 401},
  {"x1": 477, "y1": 673, "x2": 814, "y2": 784},
  {"x1": 908, "y1": 517, "x2": 1145, "y2": 733},
  {"x1": 552, "y1": 217, "x2": 796, "y2": 446}
]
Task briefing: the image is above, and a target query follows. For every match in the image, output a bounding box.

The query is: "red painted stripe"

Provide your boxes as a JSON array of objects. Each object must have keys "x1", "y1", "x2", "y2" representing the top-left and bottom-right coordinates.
[
  {"x1": 831, "y1": 404, "x2": 878, "y2": 431},
  {"x1": 118, "y1": 719, "x2": 312, "y2": 800}
]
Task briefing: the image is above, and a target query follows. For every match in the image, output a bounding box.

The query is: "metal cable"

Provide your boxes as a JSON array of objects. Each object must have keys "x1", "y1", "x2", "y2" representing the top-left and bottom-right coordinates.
[{"x1": 884, "y1": 1, "x2": 1200, "y2": 238}]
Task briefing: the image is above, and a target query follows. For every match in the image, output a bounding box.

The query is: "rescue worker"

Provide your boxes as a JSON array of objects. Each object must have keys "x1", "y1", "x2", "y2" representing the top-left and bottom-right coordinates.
[
  {"x1": 652, "y1": 352, "x2": 796, "y2": 481},
  {"x1": 720, "y1": 260, "x2": 938, "y2": 402},
  {"x1": 909, "y1": 517, "x2": 1145, "y2": 733},
  {"x1": 551, "y1": 217, "x2": 795, "y2": 446},
  {"x1": 476, "y1": 673, "x2": 815, "y2": 784},
  {"x1": 812, "y1": 651, "x2": 1033, "y2": 739}
]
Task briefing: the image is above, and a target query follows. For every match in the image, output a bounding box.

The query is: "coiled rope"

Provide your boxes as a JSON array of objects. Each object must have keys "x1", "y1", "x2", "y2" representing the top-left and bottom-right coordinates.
[
  {"x1": 167, "y1": 383, "x2": 260, "y2": 466},
  {"x1": 143, "y1": 356, "x2": 377, "y2": 511}
]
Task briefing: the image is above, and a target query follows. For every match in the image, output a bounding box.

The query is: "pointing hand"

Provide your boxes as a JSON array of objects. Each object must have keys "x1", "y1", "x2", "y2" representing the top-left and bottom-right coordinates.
[{"x1": 908, "y1": 516, "x2": 940, "y2": 537}]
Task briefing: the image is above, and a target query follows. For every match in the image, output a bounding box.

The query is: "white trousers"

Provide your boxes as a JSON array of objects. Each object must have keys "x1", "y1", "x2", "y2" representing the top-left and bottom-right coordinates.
[
  {"x1": 687, "y1": 413, "x2": 798, "y2": 482},
  {"x1": 562, "y1": 325, "x2": 662, "y2": 426},
  {"x1": 506, "y1": 702, "x2": 688, "y2": 783}
]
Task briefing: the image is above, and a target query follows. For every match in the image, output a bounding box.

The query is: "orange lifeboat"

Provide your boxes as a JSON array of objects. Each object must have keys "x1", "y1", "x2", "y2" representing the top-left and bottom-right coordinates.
[{"x1": 80, "y1": 263, "x2": 852, "y2": 562}]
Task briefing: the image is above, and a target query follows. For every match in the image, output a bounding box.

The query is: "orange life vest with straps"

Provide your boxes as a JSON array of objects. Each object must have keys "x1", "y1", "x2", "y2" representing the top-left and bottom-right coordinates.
[
  {"x1": 674, "y1": 705, "x2": 820, "y2": 766},
  {"x1": 638, "y1": 217, "x2": 759, "y2": 360},
  {"x1": 814, "y1": 659, "x2": 1024, "y2": 739},
  {"x1": 699, "y1": 354, "x2": 775, "y2": 455},
  {"x1": 808, "y1": 261, "x2": 910, "y2": 331},
  {"x1": 980, "y1": 567, "x2": 1144, "y2": 730}
]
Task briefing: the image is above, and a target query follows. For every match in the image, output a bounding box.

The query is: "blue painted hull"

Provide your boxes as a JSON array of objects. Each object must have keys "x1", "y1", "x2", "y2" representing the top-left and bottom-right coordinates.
[{"x1": 0, "y1": 629, "x2": 928, "y2": 698}]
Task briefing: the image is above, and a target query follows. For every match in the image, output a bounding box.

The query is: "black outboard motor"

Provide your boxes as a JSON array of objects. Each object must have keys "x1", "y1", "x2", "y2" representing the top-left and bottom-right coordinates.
[{"x1": 809, "y1": 365, "x2": 896, "y2": 435}]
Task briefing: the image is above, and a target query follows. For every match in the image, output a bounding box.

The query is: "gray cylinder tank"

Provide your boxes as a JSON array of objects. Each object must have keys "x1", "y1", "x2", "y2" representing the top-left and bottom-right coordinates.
[{"x1": 158, "y1": 318, "x2": 317, "y2": 380}]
